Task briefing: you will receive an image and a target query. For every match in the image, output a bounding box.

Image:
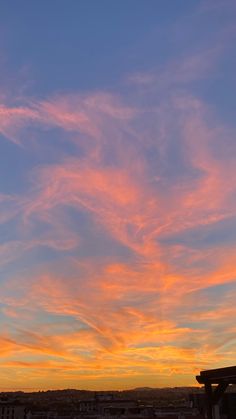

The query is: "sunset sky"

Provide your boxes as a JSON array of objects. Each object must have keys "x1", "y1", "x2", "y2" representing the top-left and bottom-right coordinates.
[{"x1": 0, "y1": 0, "x2": 236, "y2": 390}]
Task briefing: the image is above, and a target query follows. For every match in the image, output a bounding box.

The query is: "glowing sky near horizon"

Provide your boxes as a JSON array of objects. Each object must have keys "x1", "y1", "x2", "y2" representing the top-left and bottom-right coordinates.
[{"x1": 0, "y1": 0, "x2": 236, "y2": 390}]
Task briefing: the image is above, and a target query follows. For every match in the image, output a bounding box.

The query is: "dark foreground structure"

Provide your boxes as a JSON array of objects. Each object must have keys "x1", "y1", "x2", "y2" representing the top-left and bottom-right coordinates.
[{"x1": 196, "y1": 365, "x2": 236, "y2": 419}]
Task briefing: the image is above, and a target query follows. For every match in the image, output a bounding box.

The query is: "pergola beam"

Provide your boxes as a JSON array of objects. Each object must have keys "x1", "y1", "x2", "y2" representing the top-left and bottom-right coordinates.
[{"x1": 196, "y1": 366, "x2": 236, "y2": 419}]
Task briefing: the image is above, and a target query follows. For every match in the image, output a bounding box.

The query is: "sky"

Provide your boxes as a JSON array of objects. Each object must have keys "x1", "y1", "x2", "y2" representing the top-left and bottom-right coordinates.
[{"x1": 0, "y1": 0, "x2": 236, "y2": 391}]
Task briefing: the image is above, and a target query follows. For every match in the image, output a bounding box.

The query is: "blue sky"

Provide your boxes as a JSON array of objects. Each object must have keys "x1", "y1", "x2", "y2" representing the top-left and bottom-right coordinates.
[{"x1": 0, "y1": 0, "x2": 236, "y2": 390}]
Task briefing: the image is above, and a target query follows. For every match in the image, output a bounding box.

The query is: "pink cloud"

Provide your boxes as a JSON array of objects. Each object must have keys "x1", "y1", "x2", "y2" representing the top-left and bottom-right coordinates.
[{"x1": 0, "y1": 41, "x2": 236, "y2": 388}]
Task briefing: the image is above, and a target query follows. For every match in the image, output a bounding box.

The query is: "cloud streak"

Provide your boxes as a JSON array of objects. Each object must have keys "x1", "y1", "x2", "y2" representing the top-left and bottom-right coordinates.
[{"x1": 0, "y1": 4, "x2": 236, "y2": 389}]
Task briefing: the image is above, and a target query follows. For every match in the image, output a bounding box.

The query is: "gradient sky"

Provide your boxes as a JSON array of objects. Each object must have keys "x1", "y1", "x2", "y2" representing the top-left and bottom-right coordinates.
[{"x1": 0, "y1": 0, "x2": 236, "y2": 391}]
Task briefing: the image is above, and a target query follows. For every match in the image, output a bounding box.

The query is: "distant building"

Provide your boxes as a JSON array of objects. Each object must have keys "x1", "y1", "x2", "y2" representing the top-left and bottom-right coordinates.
[
  {"x1": 155, "y1": 408, "x2": 203, "y2": 418},
  {"x1": 78, "y1": 394, "x2": 202, "y2": 418},
  {"x1": 79, "y1": 397, "x2": 137, "y2": 415},
  {"x1": 0, "y1": 400, "x2": 27, "y2": 419}
]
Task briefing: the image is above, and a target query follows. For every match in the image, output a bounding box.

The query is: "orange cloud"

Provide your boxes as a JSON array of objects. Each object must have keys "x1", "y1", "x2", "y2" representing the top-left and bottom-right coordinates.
[{"x1": 0, "y1": 43, "x2": 236, "y2": 389}]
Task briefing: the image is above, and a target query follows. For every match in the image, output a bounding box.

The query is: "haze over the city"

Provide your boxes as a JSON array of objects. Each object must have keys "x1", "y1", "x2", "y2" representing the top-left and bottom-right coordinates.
[{"x1": 0, "y1": 0, "x2": 236, "y2": 390}]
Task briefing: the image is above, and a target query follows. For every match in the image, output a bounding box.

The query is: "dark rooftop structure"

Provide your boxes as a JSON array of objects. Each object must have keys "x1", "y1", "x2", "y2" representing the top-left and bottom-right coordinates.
[{"x1": 196, "y1": 365, "x2": 236, "y2": 419}]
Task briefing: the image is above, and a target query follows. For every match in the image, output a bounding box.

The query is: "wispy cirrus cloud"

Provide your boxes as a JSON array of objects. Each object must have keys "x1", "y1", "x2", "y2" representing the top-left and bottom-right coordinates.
[{"x1": 0, "y1": 11, "x2": 236, "y2": 389}]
